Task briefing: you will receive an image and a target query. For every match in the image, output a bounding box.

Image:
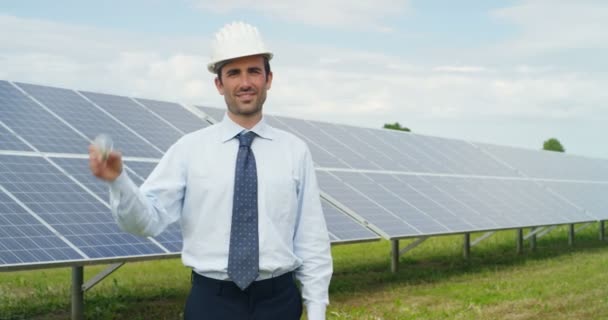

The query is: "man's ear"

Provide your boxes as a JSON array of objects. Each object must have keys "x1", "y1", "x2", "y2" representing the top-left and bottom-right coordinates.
[
  {"x1": 265, "y1": 71, "x2": 273, "y2": 90},
  {"x1": 214, "y1": 77, "x2": 225, "y2": 95}
]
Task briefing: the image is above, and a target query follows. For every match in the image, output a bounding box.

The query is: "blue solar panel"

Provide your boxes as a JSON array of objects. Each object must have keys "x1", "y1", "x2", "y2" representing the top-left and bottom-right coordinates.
[
  {"x1": 477, "y1": 143, "x2": 608, "y2": 180},
  {"x1": 15, "y1": 82, "x2": 163, "y2": 158},
  {"x1": 0, "y1": 190, "x2": 83, "y2": 266},
  {"x1": 264, "y1": 115, "x2": 349, "y2": 168},
  {"x1": 542, "y1": 182, "x2": 608, "y2": 220},
  {"x1": 0, "y1": 124, "x2": 33, "y2": 151},
  {"x1": 321, "y1": 200, "x2": 379, "y2": 243},
  {"x1": 0, "y1": 81, "x2": 87, "y2": 153},
  {"x1": 319, "y1": 170, "x2": 592, "y2": 238},
  {"x1": 136, "y1": 98, "x2": 209, "y2": 134},
  {"x1": 0, "y1": 155, "x2": 166, "y2": 258},
  {"x1": 173, "y1": 106, "x2": 605, "y2": 241},
  {"x1": 278, "y1": 117, "x2": 378, "y2": 170},
  {"x1": 50, "y1": 157, "x2": 183, "y2": 252},
  {"x1": 195, "y1": 105, "x2": 224, "y2": 123},
  {"x1": 80, "y1": 91, "x2": 183, "y2": 152},
  {"x1": 317, "y1": 170, "x2": 420, "y2": 238}
]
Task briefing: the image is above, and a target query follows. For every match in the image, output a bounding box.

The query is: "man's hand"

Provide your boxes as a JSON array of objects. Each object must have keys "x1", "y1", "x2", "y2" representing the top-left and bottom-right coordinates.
[{"x1": 88, "y1": 144, "x2": 123, "y2": 182}]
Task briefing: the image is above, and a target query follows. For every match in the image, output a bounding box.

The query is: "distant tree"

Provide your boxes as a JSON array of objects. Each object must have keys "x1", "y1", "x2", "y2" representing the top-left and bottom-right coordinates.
[
  {"x1": 543, "y1": 138, "x2": 565, "y2": 152},
  {"x1": 383, "y1": 122, "x2": 411, "y2": 132}
]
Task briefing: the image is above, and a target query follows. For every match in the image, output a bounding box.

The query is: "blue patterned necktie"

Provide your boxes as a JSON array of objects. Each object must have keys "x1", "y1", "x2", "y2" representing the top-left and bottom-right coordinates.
[{"x1": 227, "y1": 131, "x2": 259, "y2": 290}]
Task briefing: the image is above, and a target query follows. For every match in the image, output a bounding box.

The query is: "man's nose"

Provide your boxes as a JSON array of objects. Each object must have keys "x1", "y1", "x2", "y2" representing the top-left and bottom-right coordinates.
[{"x1": 239, "y1": 75, "x2": 252, "y2": 88}]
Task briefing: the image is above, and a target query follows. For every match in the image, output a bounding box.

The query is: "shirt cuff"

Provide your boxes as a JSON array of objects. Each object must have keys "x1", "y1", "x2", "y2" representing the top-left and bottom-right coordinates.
[
  {"x1": 306, "y1": 302, "x2": 327, "y2": 320},
  {"x1": 109, "y1": 169, "x2": 132, "y2": 192}
]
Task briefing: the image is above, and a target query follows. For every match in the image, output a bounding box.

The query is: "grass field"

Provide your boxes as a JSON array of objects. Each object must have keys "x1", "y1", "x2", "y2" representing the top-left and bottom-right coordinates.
[{"x1": 2, "y1": 224, "x2": 608, "y2": 319}]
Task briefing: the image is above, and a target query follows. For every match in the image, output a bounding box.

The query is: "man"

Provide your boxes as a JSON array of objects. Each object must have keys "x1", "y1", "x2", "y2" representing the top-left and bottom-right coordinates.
[{"x1": 89, "y1": 21, "x2": 332, "y2": 320}]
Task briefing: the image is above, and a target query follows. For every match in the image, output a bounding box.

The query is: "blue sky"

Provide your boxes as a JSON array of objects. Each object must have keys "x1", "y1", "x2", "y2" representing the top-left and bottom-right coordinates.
[{"x1": 1, "y1": 0, "x2": 607, "y2": 159}]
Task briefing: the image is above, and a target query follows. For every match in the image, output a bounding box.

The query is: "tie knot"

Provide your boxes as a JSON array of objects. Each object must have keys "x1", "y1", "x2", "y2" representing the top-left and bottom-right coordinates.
[{"x1": 237, "y1": 131, "x2": 256, "y2": 147}]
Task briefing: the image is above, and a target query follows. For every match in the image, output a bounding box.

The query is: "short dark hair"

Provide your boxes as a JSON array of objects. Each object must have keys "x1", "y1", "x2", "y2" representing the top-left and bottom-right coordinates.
[{"x1": 216, "y1": 56, "x2": 271, "y2": 84}]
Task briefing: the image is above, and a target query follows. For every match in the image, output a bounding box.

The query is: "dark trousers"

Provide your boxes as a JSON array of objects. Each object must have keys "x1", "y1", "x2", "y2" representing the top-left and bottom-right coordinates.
[{"x1": 184, "y1": 272, "x2": 302, "y2": 320}]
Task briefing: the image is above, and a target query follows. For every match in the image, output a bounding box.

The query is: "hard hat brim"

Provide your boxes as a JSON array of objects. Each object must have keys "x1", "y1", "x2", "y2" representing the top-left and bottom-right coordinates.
[{"x1": 207, "y1": 52, "x2": 273, "y2": 74}]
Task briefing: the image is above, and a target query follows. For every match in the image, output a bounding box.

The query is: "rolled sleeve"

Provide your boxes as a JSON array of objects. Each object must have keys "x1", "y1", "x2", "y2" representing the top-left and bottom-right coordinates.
[{"x1": 109, "y1": 141, "x2": 186, "y2": 237}]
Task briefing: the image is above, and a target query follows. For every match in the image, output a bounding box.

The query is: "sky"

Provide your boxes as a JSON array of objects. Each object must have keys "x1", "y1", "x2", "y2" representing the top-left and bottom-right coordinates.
[{"x1": 1, "y1": 0, "x2": 607, "y2": 159}]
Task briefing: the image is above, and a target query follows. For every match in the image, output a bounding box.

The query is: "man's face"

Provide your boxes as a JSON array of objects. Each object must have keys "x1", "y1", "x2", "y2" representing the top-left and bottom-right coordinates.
[{"x1": 214, "y1": 55, "x2": 273, "y2": 118}]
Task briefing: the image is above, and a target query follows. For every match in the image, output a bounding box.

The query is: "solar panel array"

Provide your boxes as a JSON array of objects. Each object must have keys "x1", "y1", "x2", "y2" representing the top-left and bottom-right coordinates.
[
  {"x1": 0, "y1": 80, "x2": 379, "y2": 270},
  {"x1": 198, "y1": 106, "x2": 607, "y2": 240},
  {"x1": 2, "y1": 78, "x2": 606, "y2": 270}
]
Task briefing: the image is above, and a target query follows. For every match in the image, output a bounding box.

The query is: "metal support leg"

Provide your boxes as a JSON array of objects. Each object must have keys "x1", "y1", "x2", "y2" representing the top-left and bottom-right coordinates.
[
  {"x1": 530, "y1": 227, "x2": 537, "y2": 252},
  {"x1": 600, "y1": 221, "x2": 605, "y2": 241},
  {"x1": 463, "y1": 233, "x2": 470, "y2": 259},
  {"x1": 516, "y1": 229, "x2": 523, "y2": 254},
  {"x1": 568, "y1": 224, "x2": 575, "y2": 246},
  {"x1": 72, "y1": 266, "x2": 84, "y2": 320},
  {"x1": 391, "y1": 240, "x2": 399, "y2": 273}
]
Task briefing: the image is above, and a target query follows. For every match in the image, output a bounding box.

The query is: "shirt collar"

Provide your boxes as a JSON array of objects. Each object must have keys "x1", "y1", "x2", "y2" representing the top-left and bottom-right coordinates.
[{"x1": 219, "y1": 111, "x2": 275, "y2": 143}]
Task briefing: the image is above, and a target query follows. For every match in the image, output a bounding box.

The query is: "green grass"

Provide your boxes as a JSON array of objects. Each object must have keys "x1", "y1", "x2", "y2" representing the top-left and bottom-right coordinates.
[{"x1": 2, "y1": 224, "x2": 608, "y2": 319}]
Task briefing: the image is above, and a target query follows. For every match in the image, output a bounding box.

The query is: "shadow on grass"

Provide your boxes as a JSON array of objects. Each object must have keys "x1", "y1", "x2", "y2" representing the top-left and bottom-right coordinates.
[{"x1": 329, "y1": 226, "x2": 608, "y2": 296}]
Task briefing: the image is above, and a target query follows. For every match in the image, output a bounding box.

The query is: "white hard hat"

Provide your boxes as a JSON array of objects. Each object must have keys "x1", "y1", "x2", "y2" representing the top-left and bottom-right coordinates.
[{"x1": 207, "y1": 21, "x2": 273, "y2": 74}]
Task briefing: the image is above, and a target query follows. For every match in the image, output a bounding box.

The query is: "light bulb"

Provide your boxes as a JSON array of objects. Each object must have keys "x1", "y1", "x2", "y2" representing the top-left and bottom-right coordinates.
[{"x1": 93, "y1": 134, "x2": 113, "y2": 161}]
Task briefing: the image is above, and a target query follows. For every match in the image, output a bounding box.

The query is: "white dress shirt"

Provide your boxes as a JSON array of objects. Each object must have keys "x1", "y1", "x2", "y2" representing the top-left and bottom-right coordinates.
[{"x1": 109, "y1": 114, "x2": 333, "y2": 319}]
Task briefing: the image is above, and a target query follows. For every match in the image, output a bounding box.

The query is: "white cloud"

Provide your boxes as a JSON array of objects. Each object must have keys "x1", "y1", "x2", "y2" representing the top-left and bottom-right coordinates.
[
  {"x1": 432, "y1": 66, "x2": 489, "y2": 73},
  {"x1": 0, "y1": 14, "x2": 213, "y2": 104},
  {"x1": 193, "y1": 0, "x2": 409, "y2": 30},
  {"x1": 492, "y1": 0, "x2": 608, "y2": 55},
  {"x1": 2, "y1": 11, "x2": 608, "y2": 158}
]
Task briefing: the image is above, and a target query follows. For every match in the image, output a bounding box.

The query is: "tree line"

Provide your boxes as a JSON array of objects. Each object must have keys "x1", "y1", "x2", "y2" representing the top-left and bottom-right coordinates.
[{"x1": 383, "y1": 123, "x2": 565, "y2": 152}]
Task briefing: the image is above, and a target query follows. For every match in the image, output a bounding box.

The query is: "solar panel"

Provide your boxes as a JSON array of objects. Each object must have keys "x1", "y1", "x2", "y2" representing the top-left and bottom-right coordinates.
[
  {"x1": 197, "y1": 106, "x2": 356, "y2": 169},
  {"x1": 10, "y1": 84, "x2": 606, "y2": 272},
  {"x1": 80, "y1": 91, "x2": 183, "y2": 152},
  {"x1": 276, "y1": 116, "x2": 380, "y2": 170},
  {"x1": 542, "y1": 182, "x2": 608, "y2": 220},
  {"x1": 321, "y1": 199, "x2": 379, "y2": 243},
  {"x1": 136, "y1": 98, "x2": 210, "y2": 134},
  {"x1": 50, "y1": 157, "x2": 183, "y2": 253},
  {"x1": 15, "y1": 82, "x2": 163, "y2": 158},
  {"x1": 477, "y1": 143, "x2": 608, "y2": 181},
  {"x1": 0, "y1": 124, "x2": 34, "y2": 152},
  {"x1": 195, "y1": 105, "x2": 225, "y2": 123},
  {"x1": 0, "y1": 154, "x2": 166, "y2": 259},
  {"x1": 198, "y1": 106, "x2": 600, "y2": 239},
  {"x1": 0, "y1": 81, "x2": 87, "y2": 154},
  {"x1": 0, "y1": 190, "x2": 83, "y2": 266}
]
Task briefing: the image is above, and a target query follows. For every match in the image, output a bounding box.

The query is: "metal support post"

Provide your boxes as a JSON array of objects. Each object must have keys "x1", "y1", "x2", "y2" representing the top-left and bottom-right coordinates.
[
  {"x1": 600, "y1": 221, "x2": 605, "y2": 241},
  {"x1": 463, "y1": 233, "x2": 470, "y2": 259},
  {"x1": 568, "y1": 224, "x2": 575, "y2": 246},
  {"x1": 391, "y1": 239, "x2": 399, "y2": 273},
  {"x1": 516, "y1": 229, "x2": 523, "y2": 254},
  {"x1": 72, "y1": 266, "x2": 84, "y2": 320},
  {"x1": 530, "y1": 227, "x2": 537, "y2": 252}
]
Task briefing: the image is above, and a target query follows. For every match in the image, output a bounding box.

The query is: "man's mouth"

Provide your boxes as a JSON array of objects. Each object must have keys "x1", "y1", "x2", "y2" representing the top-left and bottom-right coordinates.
[{"x1": 236, "y1": 92, "x2": 256, "y2": 100}]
